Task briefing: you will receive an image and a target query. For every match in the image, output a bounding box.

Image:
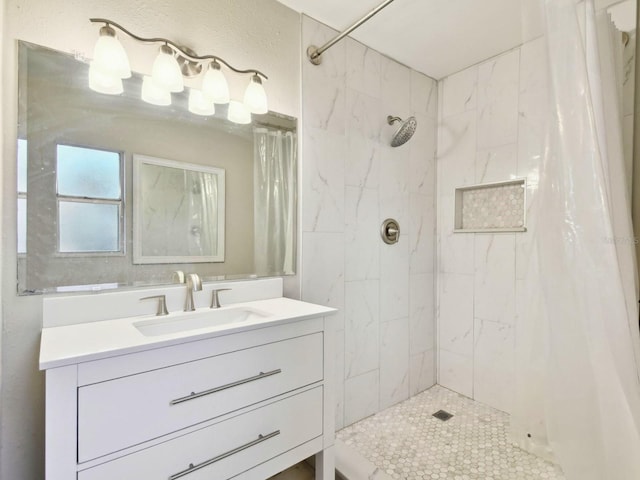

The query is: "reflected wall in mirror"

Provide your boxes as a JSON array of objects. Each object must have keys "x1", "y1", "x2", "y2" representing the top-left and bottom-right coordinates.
[
  {"x1": 17, "y1": 41, "x2": 297, "y2": 294},
  {"x1": 133, "y1": 155, "x2": 226, "y2": 264}
]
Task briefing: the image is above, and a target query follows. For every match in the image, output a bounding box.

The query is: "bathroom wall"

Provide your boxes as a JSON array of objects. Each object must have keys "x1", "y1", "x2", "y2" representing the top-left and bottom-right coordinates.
[
  {"x1": 0, "y1": 1, "x2": 301, "y2": 478},
  {"x1": 300, "y1": 16, "x2": 437, "y2": 429},
  {"x1": 436, "y1": 39, "x2": 549, "y2": 414},
  {"x1": 437, "y1": 20, "x2": 636, "y2": 414}
]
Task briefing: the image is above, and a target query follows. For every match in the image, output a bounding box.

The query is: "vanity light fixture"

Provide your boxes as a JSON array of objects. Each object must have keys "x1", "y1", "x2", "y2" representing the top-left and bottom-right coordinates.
[
  {"x1": 227, "y1": 100, "x2": 252, "y2": 125},
  {"x1": 188, "y1": 88, "x2": 215, "y2": 116},
  {"x1": 88, "y1": 18, "x2": 268, "y2": 123}
]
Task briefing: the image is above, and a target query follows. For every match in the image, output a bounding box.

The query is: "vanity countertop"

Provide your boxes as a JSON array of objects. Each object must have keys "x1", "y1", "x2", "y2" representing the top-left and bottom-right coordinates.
[{"x1": 39, "y1": 297, "x2": 336, "y2": 370}]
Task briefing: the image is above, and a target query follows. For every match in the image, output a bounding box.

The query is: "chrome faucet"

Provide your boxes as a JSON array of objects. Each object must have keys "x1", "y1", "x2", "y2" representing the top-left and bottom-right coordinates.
[{"x1": 184, "y1": 273, "x2": 202, "y2": 312}]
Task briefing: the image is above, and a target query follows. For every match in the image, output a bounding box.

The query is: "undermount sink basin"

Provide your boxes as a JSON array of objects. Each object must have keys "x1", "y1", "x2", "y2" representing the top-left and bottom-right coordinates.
[{"x1": 134, "y1": 307, "x2": 270, "y2": 337}]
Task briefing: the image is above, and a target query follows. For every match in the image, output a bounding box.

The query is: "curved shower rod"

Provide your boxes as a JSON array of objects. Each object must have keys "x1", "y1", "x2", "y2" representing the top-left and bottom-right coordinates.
[
  {"x1": 90, "y1": 18, "x2": 268, "y2": 80},
  {"x1": 307, "y1": 0, "x2": 396, "y2": 65}
]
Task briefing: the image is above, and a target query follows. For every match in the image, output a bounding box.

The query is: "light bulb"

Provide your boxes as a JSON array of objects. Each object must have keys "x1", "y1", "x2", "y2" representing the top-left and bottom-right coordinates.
[
  {"x1": 141, "y1": 76, "x2": 171, "y2": 106},
  {"x1": 188, "y1": 89, "x2": 215, "y2": 116},
  {"x1": 88, "y1": 61, "x2": 123, "y2": 95},
  {"x1": 92, "y1": 25, "x2": 131, "y2": 79},
  {"x1": 243, "y1": 74, "x2": 268, "y2": 114},
  {"x1": 202, "y1": 62, "x2": 230, "y2": 104},
  {"x1": 151, "y1": 45, "x2": 184, "y2": 93},
  {"x1": 227, "y1": 100, "x2": 251, "y2": 125}
]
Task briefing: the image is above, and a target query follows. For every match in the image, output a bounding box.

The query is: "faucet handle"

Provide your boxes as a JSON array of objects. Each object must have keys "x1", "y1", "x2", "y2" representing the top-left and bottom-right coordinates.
[
  {"x1": 172, "y1": 271, "x2": 186, "y2": 284},
  {"x1": 140, "y1": 295, "x2": 169, "y2": 316},
  {"x1": 210, "y1": 288, "x2": 231, "y2": 309}
]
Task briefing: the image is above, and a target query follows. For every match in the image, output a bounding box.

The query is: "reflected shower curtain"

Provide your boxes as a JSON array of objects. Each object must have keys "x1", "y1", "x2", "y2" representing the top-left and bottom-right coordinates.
[
  {"x1": 187, "y1": 169, "x2": 218, "y2": 257},
  {"x1": 253, "y1": 128, "x2": 296, "y2": 275},
  {"x1": 512, "y1": 0, "x2": 640, "y2": 478}
]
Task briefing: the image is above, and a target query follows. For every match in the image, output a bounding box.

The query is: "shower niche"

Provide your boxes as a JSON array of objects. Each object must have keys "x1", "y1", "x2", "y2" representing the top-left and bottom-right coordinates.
[{"x1": 453, "y1": 179, "x2": 526, "y2": 233}]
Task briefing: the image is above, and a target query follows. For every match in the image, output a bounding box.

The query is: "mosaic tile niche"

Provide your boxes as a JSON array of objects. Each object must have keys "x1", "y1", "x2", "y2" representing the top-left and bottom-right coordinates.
[{"x1": 455, "y1": 180, "x2": 526, "y2": 232}]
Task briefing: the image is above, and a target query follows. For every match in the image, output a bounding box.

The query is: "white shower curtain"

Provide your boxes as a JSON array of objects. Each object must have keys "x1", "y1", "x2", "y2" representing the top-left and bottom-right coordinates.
[
  {"x1": 512, "y1": 0, "x2": 640, "y2": 478},
  {"x1": 253, "y1": 127, "x2": 296, "y2": 275}
]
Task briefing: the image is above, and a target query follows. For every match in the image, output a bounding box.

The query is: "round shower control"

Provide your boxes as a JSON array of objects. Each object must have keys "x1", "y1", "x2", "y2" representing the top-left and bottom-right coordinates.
[{"x1": 381, "y1": 218, "x2": 400, "y2": 245}]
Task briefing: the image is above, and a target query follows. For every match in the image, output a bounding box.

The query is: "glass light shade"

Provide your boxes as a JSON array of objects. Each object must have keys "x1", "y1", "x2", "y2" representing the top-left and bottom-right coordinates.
[
  {"x1": 88, "y1": 62, "x2": 123, "y2": 95},
  {"x1": 188, "y1": 89, "x2": 215, "y2": 116},
  {"x1": 141, "y1": 76, "x2": 171, "y2": 106},
  {"x1": 227, "y1": 100, "x2": 251, "y2": 125},
  {"x1": 243, "y1": 75, "x2": 268, "y2": 114},
  {"x1": 151, "y1": 46, "x2": 184, "y2": 93},
  {"x1": 92, "y1": 30, "x2": 131, "y2": 79},
  {"x1": 202, "y1": 64, "x2": 230, "y2": 104}
]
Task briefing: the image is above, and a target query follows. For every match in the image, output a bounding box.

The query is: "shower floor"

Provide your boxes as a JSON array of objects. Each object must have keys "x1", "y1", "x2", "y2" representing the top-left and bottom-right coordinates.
[{"x1": 336, "y1": 385, "x2": 565, "y2": 480}]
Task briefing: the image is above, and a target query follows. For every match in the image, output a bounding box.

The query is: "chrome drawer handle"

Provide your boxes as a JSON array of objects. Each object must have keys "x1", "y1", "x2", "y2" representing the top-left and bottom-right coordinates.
[
  {"x1": 168, "y1": 430, "x2": 281, "y2": 480},
  {"x1": 169, "y1": 369, "x2": 282, "y2": 406}
]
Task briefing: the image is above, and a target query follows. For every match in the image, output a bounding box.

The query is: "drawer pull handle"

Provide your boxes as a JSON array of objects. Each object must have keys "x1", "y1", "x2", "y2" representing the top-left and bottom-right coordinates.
[
  {"x1": 169, "y1": 369, "x2": 282, "y2": 406},
  {"x1": 168, "y1": 430, "x2": 281, "y2": 480}
]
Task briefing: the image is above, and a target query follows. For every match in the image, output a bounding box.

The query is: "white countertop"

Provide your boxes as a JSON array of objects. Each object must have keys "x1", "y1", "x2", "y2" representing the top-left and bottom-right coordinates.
[{"x1": 39, "y1": 297, "x2": 336, "y2": 370}]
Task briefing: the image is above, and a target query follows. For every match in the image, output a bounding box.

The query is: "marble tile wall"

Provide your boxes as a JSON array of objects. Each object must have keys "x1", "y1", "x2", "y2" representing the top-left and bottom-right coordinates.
[
  {"x1": 300, "y1": 16, "x2": 438, "y2": 429},
  {"x1": 437, "y1": 39, "x2": 549, "y2": 414}
]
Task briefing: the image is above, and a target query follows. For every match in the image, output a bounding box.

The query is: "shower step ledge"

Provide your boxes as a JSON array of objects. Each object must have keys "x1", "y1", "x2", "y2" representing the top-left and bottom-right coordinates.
[{"x1": 335, "y1": 439, "x2": 393, "y2": 480}]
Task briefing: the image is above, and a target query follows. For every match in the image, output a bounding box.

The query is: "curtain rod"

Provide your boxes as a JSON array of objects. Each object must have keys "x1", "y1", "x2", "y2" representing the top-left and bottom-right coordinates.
[{"x1": 306, "y1": 0, "x2": 396, "y2": 65}]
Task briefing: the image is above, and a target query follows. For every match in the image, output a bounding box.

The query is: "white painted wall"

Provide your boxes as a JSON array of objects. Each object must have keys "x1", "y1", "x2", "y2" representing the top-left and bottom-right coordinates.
[
  {"x1": 300, "y1": 16, "x2": 437, "y2": 429},
  {"x1": 0, "y1": 1, "x2": 300, "y2": 478}
]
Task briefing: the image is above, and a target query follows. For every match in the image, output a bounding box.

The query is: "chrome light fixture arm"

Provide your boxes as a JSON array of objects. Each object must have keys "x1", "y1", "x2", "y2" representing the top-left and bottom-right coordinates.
[{"x1": 89, "y1": 18, "x2": 268, "y2": 80}]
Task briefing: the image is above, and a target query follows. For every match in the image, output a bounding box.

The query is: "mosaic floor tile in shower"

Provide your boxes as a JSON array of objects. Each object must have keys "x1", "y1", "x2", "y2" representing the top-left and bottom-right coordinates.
[{"x1": 337, "y1": 385, "x2": 564, "y2": 480}]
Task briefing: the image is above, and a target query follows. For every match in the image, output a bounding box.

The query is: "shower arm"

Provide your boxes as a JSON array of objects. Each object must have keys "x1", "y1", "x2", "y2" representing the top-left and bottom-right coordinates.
[{"x1": 307, "y1": 0, "x2": 396, "y2": 65}]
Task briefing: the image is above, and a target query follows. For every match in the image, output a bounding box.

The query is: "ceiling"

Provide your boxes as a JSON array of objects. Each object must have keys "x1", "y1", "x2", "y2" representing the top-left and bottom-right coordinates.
[{"x1": 276, "y1": 0, "x2": 634, "y2": 80}]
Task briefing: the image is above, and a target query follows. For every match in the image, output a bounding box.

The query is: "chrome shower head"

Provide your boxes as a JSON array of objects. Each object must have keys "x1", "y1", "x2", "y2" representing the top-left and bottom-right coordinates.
[{"x1": 387, "y1": 115, "x2": 417, "y2": 147}]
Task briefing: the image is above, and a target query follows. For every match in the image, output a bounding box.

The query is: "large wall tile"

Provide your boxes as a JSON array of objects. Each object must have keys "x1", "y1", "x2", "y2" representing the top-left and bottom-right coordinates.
[
  {"x1": 302, "y1": 15, "x2": 345, "y2": 83},
  {"x1": 379, "y1": 145, "x2": 410, "y2": 224},
  {"x1": 381, "y1": 55, "x2": 411, "y2": 115},
  {"x1": 411, "y1": 70, "x2": 438, "y2": 119},
  {"x1": 477, "y1": 49, "x2": 520, "y2": 149},
  {"x1": 379, "y1": 317, "x2": 410, "y2": 409},
  {"x1": 347, "y1": 88, "x2": 383, "y2": 142},
  {"x1": 474, "y1": 234, "x2": 516, "y2": 325},
  {"x1": 346, "y1": 135, "x2": 380, "y2": 189},
  {"x1": 438, "y1": 194, "x2": 474, "y2": 275},
  {"x1": 346, "y1": 38, "x2": 381, "y2": 99},
  {"x1": 409, "y1": 273, "x2": 435, "y2": 355},
  {"x1": 345, "y1": 280, "x2": 380, "y2": 378},
  {"x1": 345, "y1": 186, "x2": 379, "y2": 281},
  {"x1": 442, "y1": 66, "x2": 478, "y2": 118},
  {"x1": 518, "y1": 37, "x2": 548, "y2": 182},
  {"x1": 473, "y1": 319, "x2": 515, "y2": 413},
  {"x1": 475, "y1": 143, "x2": 518, "y2": 184},
  {"x1": 409, "y1": 115, "x2": 437, "y2": 195},
  {"x1": 410, "y1": 349, "x2": 436, "y2": 396},
  {"x1": 301, "y1": 128, "x2": 345, "y2": 232},
  {"x1": 301, "y1": 232, "x2": 345, "y2": 329},
  {"x1": 438, "y1": 111, "x2": 477, "y2": 193},
  {"x1": 409, "y1": 193, "x2": 435, "y2": 275},
  {"x1": 380, "y1": 235, "x2": 409, "y2": 322},
  {"x1": 344, "y1": 369, "x2": 380, "y2": 426},
  {"x1": 439, "y1": 349, "x2": 473, "y2": 398},
  {"x1": 439, "y1": 273, "x2": 474, "y2": 356}
]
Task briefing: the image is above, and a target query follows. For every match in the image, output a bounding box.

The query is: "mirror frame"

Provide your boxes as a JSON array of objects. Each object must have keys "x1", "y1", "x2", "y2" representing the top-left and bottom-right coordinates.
[{"x1": 132, "y1": 154, "x2": 226, "y2": 265}]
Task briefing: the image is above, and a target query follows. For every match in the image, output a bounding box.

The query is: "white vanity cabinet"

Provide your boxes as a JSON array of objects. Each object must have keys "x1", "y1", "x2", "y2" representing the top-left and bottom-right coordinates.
[{"x1": 40, "y1": 291, "x2": 336, "y2": 480}]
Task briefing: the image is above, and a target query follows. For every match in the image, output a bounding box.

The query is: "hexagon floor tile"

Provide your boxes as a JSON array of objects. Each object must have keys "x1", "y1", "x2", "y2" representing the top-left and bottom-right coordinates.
[{"x1": 337, "y1": 385, "x2": 565, "y2": 480}]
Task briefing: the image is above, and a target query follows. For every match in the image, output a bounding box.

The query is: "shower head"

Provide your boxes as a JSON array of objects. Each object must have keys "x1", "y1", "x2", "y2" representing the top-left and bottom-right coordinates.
[{"x1": 387, "y1": 115, "x2": 417, "y2": 147}]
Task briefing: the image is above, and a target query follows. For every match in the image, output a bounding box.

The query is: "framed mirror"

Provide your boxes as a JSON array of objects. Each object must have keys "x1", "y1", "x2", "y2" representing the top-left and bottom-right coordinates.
[
  {"x1": 17, "y1": 41, "x2": 297, "y2": 294},
  {"x1": 133, "y1": 155, "x2": 225, "y2": 264}
]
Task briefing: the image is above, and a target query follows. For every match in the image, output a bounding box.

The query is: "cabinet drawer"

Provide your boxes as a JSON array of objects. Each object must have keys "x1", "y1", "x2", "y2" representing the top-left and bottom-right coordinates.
[
  {"x1": 78, "y1": 386, "x2": 323, "y2": 480},
  {"x1": 78, "y1": 333, "x2": 323, "y2": 462}
]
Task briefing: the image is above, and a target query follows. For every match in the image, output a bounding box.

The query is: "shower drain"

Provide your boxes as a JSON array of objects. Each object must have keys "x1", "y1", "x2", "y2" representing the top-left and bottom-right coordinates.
[{"x1": 432, "y1": 410, "x2": 453, "y2": 421}]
